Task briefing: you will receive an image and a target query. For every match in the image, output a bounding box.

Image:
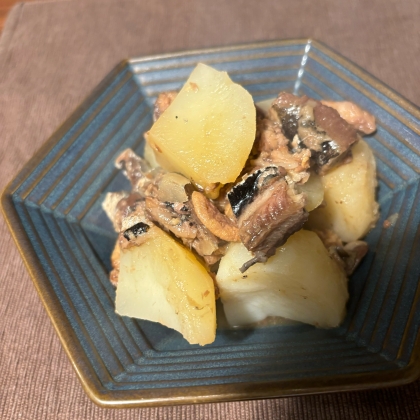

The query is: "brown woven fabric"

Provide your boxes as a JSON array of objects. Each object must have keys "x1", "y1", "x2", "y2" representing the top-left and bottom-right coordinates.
[{"x1": 1, "y1": 1, "x2": 419, "y2": 418}]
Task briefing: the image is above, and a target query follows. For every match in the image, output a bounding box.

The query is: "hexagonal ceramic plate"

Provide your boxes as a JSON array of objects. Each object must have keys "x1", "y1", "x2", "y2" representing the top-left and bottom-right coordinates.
[{"x1": 2, "y1": 39, "x2": 420, "y2": 407}]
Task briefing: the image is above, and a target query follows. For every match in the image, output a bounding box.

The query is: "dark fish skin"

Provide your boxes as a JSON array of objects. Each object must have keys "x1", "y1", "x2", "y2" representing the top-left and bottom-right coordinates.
[
  {"x1": 123, "y1": 222, "x2": 150, "y2": 240},
  {"x1": 228, "y1": 166, "x2": 285, "y2": 219},
  {"x1": 228, "y1": 169, "x2": 264, "y2": 218}
]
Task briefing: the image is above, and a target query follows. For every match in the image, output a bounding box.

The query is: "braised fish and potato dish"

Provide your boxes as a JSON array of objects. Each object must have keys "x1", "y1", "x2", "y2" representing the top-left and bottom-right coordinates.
[{"x1": 103, "y1": 63, "x2": 379, "y2": 345}]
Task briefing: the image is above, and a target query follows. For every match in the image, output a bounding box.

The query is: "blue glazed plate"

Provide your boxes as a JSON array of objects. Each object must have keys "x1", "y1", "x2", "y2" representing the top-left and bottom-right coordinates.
[{"x1": 2, "y1": 39, "x2": 420, "y2": 407}]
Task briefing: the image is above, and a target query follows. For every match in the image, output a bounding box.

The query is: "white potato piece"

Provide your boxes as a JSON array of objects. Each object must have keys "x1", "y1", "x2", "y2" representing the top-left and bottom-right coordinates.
[
  {"x1": 116, "y1": 226, "x2": 216, "y2": 345},
  {"x1": 143, "y1": 141, "x2": 160, "y2": 169},
  {"x1": 308, "y1": 139, "x2": 379, "y2": 242},
  {"x1": 146, "y1": 63, "x2": 256, "y2": 195},
  {"x1": 216, "y1": 230, "x2": 348, "y2": 328},
  {"x1": 296, "y1": 173, "x2": 324, "y2": 212}
]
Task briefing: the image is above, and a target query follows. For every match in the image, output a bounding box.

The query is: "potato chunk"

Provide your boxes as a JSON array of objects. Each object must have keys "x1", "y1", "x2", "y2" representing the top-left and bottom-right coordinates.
[
  {"x1": 216, "y1": 230, "x2": 348, "y2": 328},
  {"x1": 116, "y1": 225, "x2": 216, "y2": 345},
  {"x1": 308, "y1": 139, "x2": 379, "y2": 242},
  {"x1": 146, "y1": 63, "x2": 256, "y2": 195},
  {"x1": 296, "y1": 173, "x2": 324, "y2": 212}
]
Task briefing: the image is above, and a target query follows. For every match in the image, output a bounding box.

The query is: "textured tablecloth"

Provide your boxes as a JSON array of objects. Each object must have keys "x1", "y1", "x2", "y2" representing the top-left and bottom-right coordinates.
[{"x1": 1, "y1": 0, "x2": 419, "y2": 418}]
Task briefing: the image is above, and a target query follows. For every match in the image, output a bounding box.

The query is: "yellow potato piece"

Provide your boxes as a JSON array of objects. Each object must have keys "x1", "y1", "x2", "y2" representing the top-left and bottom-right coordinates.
[
  {"x1": 146, "y1": 63, "x2": 256, "y2": 194},
  {"x1": 116, "y1": 226, "x2": 216, "y2": 346},
  {"x1": 308, "y1": 139, "x2": 379, "y2": 242}
]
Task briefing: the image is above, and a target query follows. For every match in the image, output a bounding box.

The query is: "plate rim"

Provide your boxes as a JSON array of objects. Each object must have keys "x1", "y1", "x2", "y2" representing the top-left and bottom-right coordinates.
[{"x1": 2, "y1": 38, "x2": 420, "y2": 407}]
